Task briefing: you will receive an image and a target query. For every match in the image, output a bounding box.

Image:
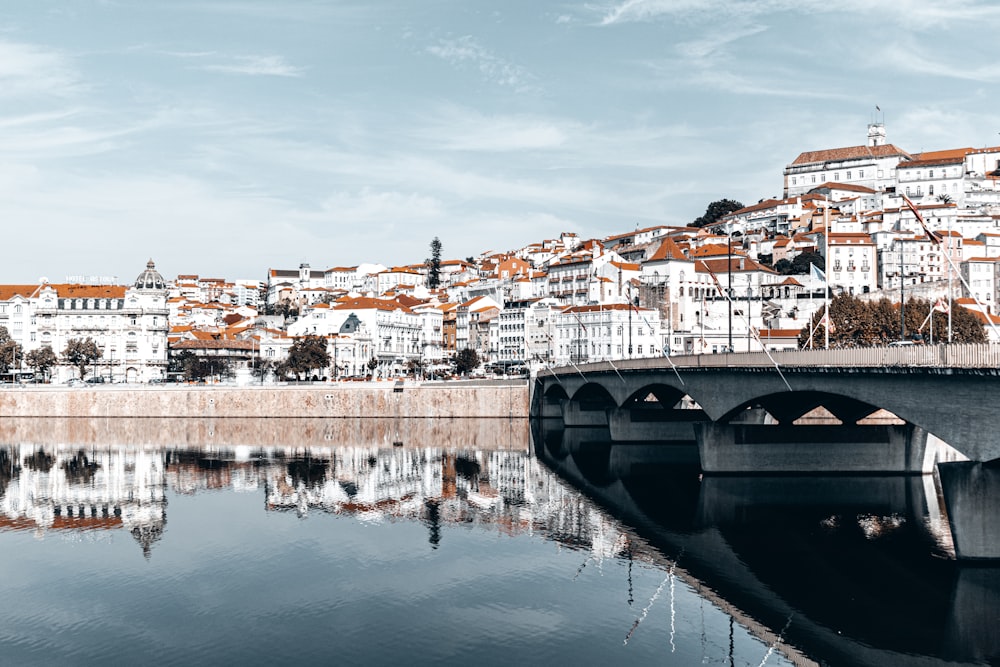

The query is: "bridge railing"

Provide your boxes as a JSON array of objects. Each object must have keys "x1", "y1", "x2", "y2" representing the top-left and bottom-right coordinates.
[{"x1": 545, "y1": 343, "x2": 1000, "y2": 375}]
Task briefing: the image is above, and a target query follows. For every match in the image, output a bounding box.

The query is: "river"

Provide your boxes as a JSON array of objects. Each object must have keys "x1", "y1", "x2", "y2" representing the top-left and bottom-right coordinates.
[{"x1": 0, "y1": 417, "x2": 995, "y2": 666}]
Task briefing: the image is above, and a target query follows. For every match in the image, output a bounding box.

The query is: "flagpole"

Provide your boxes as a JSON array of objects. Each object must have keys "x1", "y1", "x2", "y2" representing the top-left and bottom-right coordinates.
[
  {"x1": 930, "y1": 303, "x2": 934, "y2": 345},
  {"x1": 902, "y1": 194, "x2": 1000, "y2": 341},
  {"x1": 824, "y1": 202, "x2": 830, "y2": 350},
  {"x1": 700, "y1": 261, "x2": 792, "y2": 392},
  {"x1": 948, "y1": 216, "x2": 953, "y2": 342}
]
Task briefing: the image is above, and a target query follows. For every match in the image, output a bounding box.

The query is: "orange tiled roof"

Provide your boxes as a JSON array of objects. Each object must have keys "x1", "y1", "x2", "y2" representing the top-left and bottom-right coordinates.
[
  {"x1": 0, "y1": 285, "x2": 41, "y2": 300},
  {"x1": 47, "y1": 284, "x2": 128, "y2": 298}
]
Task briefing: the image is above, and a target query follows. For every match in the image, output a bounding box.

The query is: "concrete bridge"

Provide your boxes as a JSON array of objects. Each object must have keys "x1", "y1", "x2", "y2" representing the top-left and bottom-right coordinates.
[{"x1": 532, "y1": 344, "x2": 1000, "y2": 559}]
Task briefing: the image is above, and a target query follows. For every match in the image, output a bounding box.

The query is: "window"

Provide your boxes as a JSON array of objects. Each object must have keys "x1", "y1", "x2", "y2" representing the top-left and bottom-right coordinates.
[{"x1": 846, "y1": 171, "x2": 852, "y2": 179}]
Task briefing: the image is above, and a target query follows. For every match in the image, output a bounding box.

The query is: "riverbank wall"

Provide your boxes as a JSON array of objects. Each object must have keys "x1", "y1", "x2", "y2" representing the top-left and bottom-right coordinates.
[{"x1": 0, "y1": 380, "x2": 531, "y2": 420}]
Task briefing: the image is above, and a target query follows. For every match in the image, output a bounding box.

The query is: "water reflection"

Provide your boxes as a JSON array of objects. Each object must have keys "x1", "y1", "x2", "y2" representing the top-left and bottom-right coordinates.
[
  {"x1": 534, "y1": 419, "x2": 1000, "y2": 666},
  {"x1": 4, "y1": 418, "x2": 999, "y2": 665}
]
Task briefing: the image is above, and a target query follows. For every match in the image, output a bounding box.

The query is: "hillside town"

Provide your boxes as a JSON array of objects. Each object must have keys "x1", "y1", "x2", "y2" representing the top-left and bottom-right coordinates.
[{"x1": 3, "y1": 121, "x2": 1000, "y2": 385}]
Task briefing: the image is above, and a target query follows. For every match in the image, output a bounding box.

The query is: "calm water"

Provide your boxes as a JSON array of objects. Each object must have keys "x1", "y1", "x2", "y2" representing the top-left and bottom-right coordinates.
[{"x1": 0, "y1": 418, "x2": 996, "y2": 666}]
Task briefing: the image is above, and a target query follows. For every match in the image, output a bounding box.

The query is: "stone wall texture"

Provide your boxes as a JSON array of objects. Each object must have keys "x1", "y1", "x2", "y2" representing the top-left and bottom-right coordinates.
[{"x1": 0, "y1": 381, "x2": 530, "y2": 420}]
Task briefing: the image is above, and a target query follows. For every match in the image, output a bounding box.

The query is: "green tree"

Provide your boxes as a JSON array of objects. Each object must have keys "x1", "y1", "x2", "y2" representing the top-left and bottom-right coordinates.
[
  {"x1": 454, "y1": 348, "x2": 480, "y2": 375},
  {"x1": 62, "y1": 337, "x2": 102, "y2": 379},
  {"x1": 689, "y1": 199, "x2": 744, "y2": 229},
  {"x1": 426, "y1": 237, "x2": 443, "y2": 289},
  {"x1": 286, "y1": 335, "x2": 331, "y2": 380},
  {"x1": 0, "y1": 327, "x2": 23, "y2": 375},
  {"x1": 366, "y1": 356, "x2": 378, "y2": 378},
  {"x1": 790, "y1": 251, "x2": 825, "y2": 275},
  {"x1": 25, "y1": 345, "x2": 58, "y2": 382}
]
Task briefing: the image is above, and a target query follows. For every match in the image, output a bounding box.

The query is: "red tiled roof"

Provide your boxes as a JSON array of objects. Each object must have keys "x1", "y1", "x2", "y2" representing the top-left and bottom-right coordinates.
[{"x1": 790, "y1": 144, "x2": 911, "y2": 165}]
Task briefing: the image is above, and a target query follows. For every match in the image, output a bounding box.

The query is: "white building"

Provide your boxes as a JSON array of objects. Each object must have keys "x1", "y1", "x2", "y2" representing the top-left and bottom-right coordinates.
[
  {"x1": 30, "y1": 261, "x2": 170, "y2": 383},
  {"x1": 783, "y1": 123, "x2": 912, "y2": 198},
  {"x1": 828, "y1": 233, "x2": 878, "y2": 295},
  {"x1": 553, "y1": 304, "x2": 662, "y2": 365}
]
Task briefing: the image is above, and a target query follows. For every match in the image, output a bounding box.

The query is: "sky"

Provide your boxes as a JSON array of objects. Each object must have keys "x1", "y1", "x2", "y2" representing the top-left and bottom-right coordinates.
[{"x1": 2, "y1": 0, "x2": 1000, "y2": 285}]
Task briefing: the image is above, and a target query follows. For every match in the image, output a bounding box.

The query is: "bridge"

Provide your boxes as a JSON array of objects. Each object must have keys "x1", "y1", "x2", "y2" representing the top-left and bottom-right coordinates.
[{"x1": 532, "y1": 344, "x2": 1000, "y2": 560}]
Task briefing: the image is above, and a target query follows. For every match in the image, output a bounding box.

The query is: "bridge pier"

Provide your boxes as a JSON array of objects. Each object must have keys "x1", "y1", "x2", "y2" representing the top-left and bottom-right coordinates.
[
  {"x1": 561, "y1": 401, "x2": 610, "y2": 427},
  {"x1": 607, "y1": 407, "x2": 704, "y2": 441},
  {"x1": 538, "y1": 395, "x2": 564, "y2": 420},
  {"x1": 695, "y1": 423, "x2": 932, "y2": 474},
  {"x1": 938, "y1": 461, "x2": 1000, "y2": 560}
]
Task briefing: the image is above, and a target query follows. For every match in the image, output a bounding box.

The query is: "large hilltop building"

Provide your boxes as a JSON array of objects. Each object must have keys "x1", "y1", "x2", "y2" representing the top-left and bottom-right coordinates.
[{"x1": 783, "y1": 123, "x2": 911, "y2": 198}]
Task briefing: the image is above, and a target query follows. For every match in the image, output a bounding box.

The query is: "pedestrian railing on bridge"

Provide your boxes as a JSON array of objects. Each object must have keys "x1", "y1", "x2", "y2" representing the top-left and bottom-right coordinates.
[{"x1": 546, "y1": 343, "x2": 1000, "y2": 374}]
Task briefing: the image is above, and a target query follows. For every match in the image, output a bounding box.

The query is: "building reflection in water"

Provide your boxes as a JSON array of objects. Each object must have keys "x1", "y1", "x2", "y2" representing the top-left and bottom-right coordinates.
[
  {"x1": 5, "y1": 417, "x2": 1000, "y2": 664},
  {"x1": 0, "y1": 447, "x2": 167, "y2": 558}
]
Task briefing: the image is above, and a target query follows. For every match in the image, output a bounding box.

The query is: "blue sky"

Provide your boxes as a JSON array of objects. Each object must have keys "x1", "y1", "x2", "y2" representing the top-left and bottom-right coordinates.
[{"x1": 3, "y1": 0, "x2": 1000, "y2": 284}]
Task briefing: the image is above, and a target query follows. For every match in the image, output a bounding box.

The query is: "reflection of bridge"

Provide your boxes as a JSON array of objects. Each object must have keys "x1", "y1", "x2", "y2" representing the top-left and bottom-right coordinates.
[
  {"x1": 532, "y1": 346, "x2": 1000, "y2": 560},
  {"x1": 533, "y1": 425, "x2": 1000, "y2": 666}
]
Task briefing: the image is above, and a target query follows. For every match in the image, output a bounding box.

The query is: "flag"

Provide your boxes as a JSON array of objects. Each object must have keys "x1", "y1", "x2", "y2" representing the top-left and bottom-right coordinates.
[
  {"x1": 702, "y1": 261, "x2": 725, "y2": 296},
  {"x1": 901, "y1": 194, "x2": 943, "y2": 245},
  {"x1": 819, "y1": 312, "x2": 836, "y2": 333},
  {"x1": 810, "y1": 262, "x2": 827, "y2": 283},
  {"x1": 876, "y1": 105, "x2": 881, "y2": 112},
  {"x1": 933, "y1": 299, "x2": 950, "y2": 314},
  {"x1": 569, "y1": 309, "x2": 587, "y2": 333}
]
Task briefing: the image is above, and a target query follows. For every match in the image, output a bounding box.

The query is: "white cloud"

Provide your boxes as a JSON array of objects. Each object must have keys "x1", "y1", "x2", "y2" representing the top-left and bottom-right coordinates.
[
  {"x1": 0, "y1": 40, "x2": 83, "y2": 98},
  {"x1": 877, "y1": 40, "x2": 1000, "y2": 82},
  {"x1": 427, "y1": 36, "x2": 536, "y2": 91},
  {"x1": 595, "y1": 0, "x2": 1000, "y2": 29},
  {"x1": 198, "y1": 55, "x2": 305, "y2": 77}
]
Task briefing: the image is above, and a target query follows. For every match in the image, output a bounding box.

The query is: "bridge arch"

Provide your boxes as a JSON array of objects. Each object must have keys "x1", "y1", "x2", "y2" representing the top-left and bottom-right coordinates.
[
  {"x1": 570, "y1": 383, "x2": 618, "y2": 411},
  {"x1": 716, "y1": 390, "x2": 888, "y2": 426}
]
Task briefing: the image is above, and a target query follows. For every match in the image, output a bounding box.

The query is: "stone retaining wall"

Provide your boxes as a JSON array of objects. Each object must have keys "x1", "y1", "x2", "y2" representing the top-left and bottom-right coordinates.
[{"x1": 0, "y1": 381, "x2": 531, "y2": 419}]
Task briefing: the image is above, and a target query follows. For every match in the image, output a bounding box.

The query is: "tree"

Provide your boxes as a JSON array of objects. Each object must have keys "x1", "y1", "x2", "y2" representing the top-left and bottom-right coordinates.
[
  {"x1": 272, "y1": 298, "x2": 299, "y2": 320},
  {"x1": 689, "y1": 199, "x2": 744, "y2": 229},
  {"x1": 406, "y1": 358, "x2": 424, "y2": 378},
  {"x1": 286, "y1": 335, "x2": 331, "y2": 380},
  {"x1": 789, "y1": 251, "x2": 825, "y2": 275},
  {"x1": 26, "y1": 346, "x2": 57, "y2": 382},
  {"x1": 366, "y1": 356, "x2": 378, "y2": 378},
  {"x1": 0, "y1": 327, "x2": 22, "y2": 375},
  {"x1": 426, "y1": 237, "x2": 443, "y2": 289},
  {"x1": 454, "y1": 348, "x2": 480, "y2": 375},
  {"x1": 62, "y1": 337, "x2": 102, "y2": 379},
  {"x1": 798, "y1": 295, "x2": 986, "y2": 348}
]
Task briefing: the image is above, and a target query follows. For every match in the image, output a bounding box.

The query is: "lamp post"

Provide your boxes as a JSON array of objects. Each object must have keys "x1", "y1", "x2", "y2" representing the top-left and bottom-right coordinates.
[{"x1": 746, "y1": 286, "x2": 752, "y2": 351}]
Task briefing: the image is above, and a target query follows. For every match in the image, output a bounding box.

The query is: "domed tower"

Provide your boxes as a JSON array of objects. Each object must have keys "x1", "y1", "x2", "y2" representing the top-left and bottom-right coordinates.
[
  {"x1": 120, "y1": 259, "x2": 170, "y2": 382},
  {"x1": 134, "y1": 259, "x2": 166, "y2": 291}
]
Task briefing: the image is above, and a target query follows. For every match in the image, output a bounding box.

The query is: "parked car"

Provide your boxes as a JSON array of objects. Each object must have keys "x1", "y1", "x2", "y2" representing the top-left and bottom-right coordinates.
[
  {"x1": 65, "y1": 378, "x2": 86, "y2": 388},
  {"x1": 85, "y1": 376, "x2": 106, "y2": 384}
]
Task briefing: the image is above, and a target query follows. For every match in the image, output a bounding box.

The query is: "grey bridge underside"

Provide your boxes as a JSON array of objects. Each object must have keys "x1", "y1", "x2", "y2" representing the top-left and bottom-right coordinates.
[{"x1": 535, "y1": 364, "x2": 1000, "y2": 463}]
